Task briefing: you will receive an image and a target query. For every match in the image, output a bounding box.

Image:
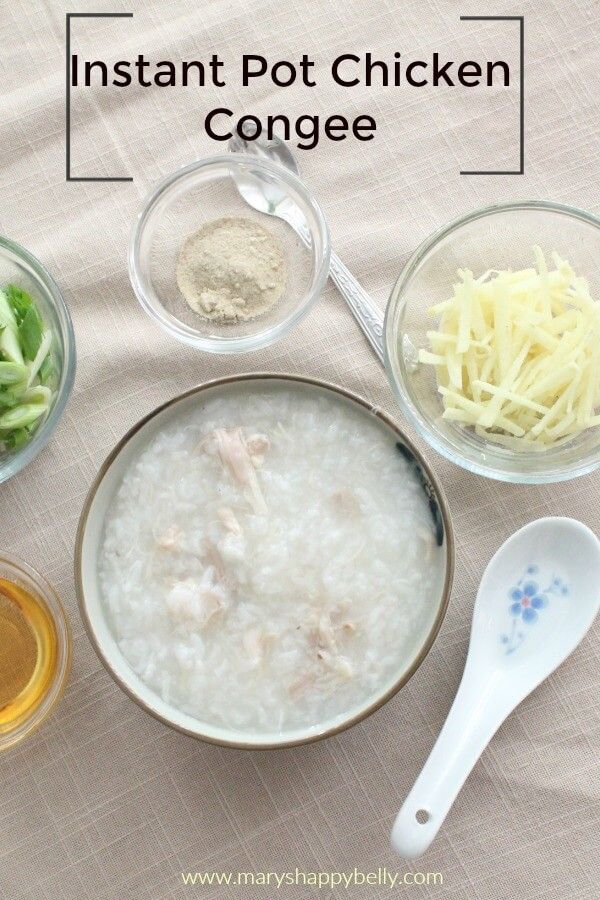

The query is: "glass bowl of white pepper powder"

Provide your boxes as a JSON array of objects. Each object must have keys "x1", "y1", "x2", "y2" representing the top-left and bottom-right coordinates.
[{"x1": 129, "y1": 154, "x2": 330, "y2": 354}]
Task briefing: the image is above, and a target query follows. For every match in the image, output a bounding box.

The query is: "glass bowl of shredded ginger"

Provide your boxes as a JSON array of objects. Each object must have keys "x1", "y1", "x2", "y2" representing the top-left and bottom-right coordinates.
[
  {"x1": 0, "y1": 237, "x2": 75, "y2": 484},
  {"x1": 384, "y1": 201, "x2": 600, "y2": 483},
  {"x1": 129, "y1": 155, "x2": 330, "y2": 353}
]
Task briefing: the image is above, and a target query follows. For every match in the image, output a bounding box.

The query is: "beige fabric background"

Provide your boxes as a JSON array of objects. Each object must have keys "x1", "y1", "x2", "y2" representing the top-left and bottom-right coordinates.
[{"x1": 1, "y1": 0, "x2": 599, "y2": 897}]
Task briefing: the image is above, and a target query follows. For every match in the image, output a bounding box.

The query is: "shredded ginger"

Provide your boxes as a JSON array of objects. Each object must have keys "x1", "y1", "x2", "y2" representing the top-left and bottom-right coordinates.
[{"x1": 419, "y1": 247, "x2": 600, "y2": 448}]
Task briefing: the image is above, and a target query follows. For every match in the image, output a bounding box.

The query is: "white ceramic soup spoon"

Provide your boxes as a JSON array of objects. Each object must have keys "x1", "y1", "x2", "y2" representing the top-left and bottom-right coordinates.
[
  {"x1": 228, "y1": 133, "x2": 385, "y2": 363},
  {"x1": 391, "y1": 516, "x2": 600, "y2": 859}
]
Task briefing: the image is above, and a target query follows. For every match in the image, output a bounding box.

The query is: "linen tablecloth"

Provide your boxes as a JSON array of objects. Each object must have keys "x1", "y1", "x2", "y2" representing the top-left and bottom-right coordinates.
[{"x1": 1, "y1": 1, "x2": 599, "y2": 897}]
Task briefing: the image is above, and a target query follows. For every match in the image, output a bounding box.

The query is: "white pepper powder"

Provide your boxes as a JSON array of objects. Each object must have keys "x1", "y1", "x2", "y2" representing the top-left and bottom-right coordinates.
[{"x1": 176, "y1": 216, "x2": 286, "y2": 322}]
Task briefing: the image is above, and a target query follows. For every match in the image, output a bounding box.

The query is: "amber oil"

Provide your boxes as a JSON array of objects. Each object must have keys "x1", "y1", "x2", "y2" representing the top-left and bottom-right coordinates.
[{"x1": 0, "y1": 576, "x2": 58, "y2": 733}]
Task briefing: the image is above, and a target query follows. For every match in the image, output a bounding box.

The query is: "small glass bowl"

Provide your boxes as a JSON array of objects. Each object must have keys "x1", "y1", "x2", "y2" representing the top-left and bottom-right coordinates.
[
  {"x1": 128, "y1": 154, "x2": 330, "y2": 354},
  {"x1": 385, "y1": 201, "x2": 600, "y2": 483},
  {"x1": 0, "y1": 553, "x2": 71, "y2": 751},
  {"x1": 0, "y1": 237, "x2": 76, "y2": 484}
]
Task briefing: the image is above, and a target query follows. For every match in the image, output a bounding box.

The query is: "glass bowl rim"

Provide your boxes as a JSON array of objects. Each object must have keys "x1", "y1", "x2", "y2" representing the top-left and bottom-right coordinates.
[
  {"x1": 0, "y1": 550, "x2": 72, "y2": 750},
  {"x1": 128, "y1": 153, "x2": 331, "y2": 354},
  {"x1": 384, "y1": 200, "x2": 600, "y2": 484},
  {"x1": 0, "y1": 236, "x2": 76, "y2": 484}
]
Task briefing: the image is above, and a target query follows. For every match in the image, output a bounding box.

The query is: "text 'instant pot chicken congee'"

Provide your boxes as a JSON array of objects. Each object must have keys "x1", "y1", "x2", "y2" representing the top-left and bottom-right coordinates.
[{"x1": 99, "y1": 387, "x2": 444, "y2": 735}]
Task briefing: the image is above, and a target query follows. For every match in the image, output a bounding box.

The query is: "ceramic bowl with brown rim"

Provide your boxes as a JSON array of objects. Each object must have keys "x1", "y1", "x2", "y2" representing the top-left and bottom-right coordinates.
[{"x1": 75, "y1": 375, "x2": 454, "y2": 749}]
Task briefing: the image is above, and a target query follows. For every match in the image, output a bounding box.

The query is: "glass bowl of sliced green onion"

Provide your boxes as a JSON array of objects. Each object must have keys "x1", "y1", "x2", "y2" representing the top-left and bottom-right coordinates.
[{"x1": 0, "y1": 237, "x2": 75, "y2": 483}]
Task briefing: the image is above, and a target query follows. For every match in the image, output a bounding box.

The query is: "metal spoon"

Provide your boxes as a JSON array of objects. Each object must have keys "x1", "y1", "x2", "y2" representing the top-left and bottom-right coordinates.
[
  {"x1": 392, "y1": 517, "x2": 600, "y2": 858},
  {"x1": 228, "y1": 134, "x2": 385, "y2": 363}
]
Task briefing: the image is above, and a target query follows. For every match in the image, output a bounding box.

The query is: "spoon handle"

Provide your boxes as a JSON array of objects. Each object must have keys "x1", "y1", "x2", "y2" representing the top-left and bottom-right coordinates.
[
  {"x1": 391, "y1": 666, "x2": 509, "y2": 859},
  {"x1": 291, "y1": 217, "x2": 385, "y2": 364},
  {"x1": 328, "y1": 254, "x2": 385, "y2": 364}
]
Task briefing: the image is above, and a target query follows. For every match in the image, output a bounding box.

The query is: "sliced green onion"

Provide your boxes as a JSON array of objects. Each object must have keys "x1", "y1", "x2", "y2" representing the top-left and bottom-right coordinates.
[
  {"x1": 0, "y1": 284, "x2": 55, "y2": 453},
  {"x1": 0, "y1": 362, "x2": 29, "y2": 385},
  {"x1": 4, "y1": 427, "x2": 30, "y2": 450},
  {"x1": 38, "y1": 354, "x2": 55, "y2": 386},
  {"x1": 5, "y1": 285, "x2": 35, "y2": 326},
  {"x1": 0, "y1": 289, "x2": 18, "y2": 332},
  {"x1": 22, "y1": 385, "x2": 53, "y2": 405},
  {"x1": 0, "y1": 322, "x2": 24, "y2": 365},
  {"x1": 0, "y1": 389, "x2": 21, "y2": 409},
  {"x1": 19, "y1": 304, "x2": 43, "y2": 360},
  {"x1": 26, "y1": 329, "x2": 52, "y2": 388},
  {"x1": 0, "y1": 403, "x2": 48, "y2": 430}
]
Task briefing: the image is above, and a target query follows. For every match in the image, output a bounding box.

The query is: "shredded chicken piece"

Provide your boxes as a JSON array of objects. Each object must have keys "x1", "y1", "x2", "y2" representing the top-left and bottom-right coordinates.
[
  {"x1": 219, "y1": 531, "x2": 245, "y2": 563},
  {"x1": 245, "y1": 433, "x2": 270, "y2": 467},
  {"x1": 156, "y1": 524, "x2": 183, "y2": 551},
  {"x1": 329, "y1": 600, "x2": 351, "y2": 623},
  {"x1": 317, "y1": 650, "x2": 354, "y2": 679},
  {"x1": 203, "y1": 539, "x2": 227, "y2": 582},
  {"x1": 243, "y1": 628, "x2": 273, "y2": 667},
  {"x1": 315, "y1": 612, "x2": 337, "y2": 652},
  {"x1": 217, "y1": 506, "x2": 242, "y2": 535},
  {"x1": 196, "y1": 432, "x2": 218, "y2": 456},
  {"x1": 306, "y1": 606, "x2": 359, "y2": 657},
  {"x1": 330, "y1": 489, "x2": 361, "y2": 517},
  {"x1": 288, "y1": 672, "x2": 316, "y2": 700},
  {"x1": 165, "y1": 579, "x2": 226, "y2": 628},
  {"x1": 213, "y1": 428, "x2": 267, "y2": 514},
  {"x1": 291, "y1": 607, "x2": 356, "y2": 698},
  {"x1": 202, "y1": 539, "x2": 242, "y2": 595}
]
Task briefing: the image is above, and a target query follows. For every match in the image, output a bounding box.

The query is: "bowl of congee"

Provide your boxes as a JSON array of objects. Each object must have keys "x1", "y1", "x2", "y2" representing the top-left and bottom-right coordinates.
[{"x1": 76, "y1": 375, "x2": 454, "y2": 748}]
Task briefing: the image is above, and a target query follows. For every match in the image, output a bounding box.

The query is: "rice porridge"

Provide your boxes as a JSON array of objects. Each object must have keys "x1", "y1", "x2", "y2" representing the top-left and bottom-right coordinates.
[{"x1": 99, "y1": 385, "x2": 445, "y2": 735}]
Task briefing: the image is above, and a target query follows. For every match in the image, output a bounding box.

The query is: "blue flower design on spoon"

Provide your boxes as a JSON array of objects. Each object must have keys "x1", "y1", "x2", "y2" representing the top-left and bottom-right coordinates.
[
  {"x1": 501, "y1": 565, "x2": 568, "y2": 654},
  {"x1": 509, "y1": 581, "x2": 548, "y2": 624}
]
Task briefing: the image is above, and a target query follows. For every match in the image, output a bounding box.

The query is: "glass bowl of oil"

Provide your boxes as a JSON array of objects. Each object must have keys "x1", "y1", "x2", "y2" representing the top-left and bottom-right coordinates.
[{"x1": 0, "y1": 553, "x2": 71, "y2": 750}]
